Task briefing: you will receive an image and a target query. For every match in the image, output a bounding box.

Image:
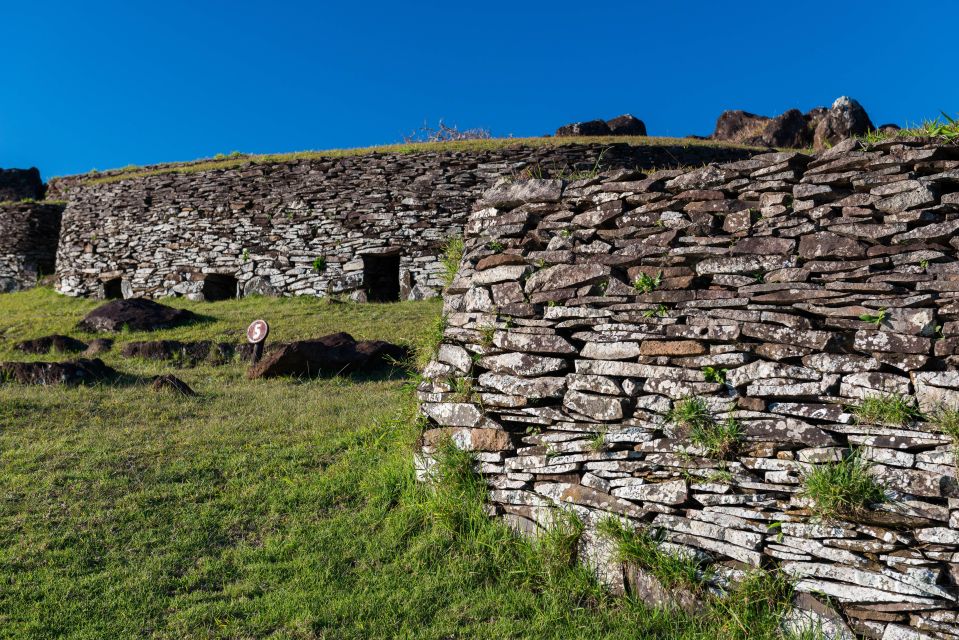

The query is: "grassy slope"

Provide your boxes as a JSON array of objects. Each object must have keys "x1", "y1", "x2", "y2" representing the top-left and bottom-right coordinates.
[
  {"x1": 0, "y1": 290, "x2": 787, "y2": 639},
  {"x1": 70, "y1": 135, "x2": 759, "y2": 185}
]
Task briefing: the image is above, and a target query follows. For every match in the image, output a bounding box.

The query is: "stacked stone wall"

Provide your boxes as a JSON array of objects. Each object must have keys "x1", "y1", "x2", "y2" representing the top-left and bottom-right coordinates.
[
  {"x1": 418, "y1": 138, "x2": 959, "y2": 638},
  {"x1": 0, "y1": 201, "x2": 64, "y2": 292},
  {"x1": 48, "y1": 142, "x2": 757, "y2": 300}
]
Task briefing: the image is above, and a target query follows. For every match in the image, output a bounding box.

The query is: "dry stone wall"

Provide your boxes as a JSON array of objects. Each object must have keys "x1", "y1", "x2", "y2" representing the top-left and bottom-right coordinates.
[
  {"x1": 48, "y1": 143, "x2": 757, "y2": 301},
  {"x1": 0, "y1": 201, "x2": 64, "y2": 292},
  {"x1": 418, "y1": 138, "x2": 959, "y2": 638}
]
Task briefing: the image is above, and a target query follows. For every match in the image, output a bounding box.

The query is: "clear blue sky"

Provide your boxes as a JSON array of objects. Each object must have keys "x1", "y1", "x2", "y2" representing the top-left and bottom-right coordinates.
[{"x1": 2, "y1": 0, "x2": 956, "y2": 179}]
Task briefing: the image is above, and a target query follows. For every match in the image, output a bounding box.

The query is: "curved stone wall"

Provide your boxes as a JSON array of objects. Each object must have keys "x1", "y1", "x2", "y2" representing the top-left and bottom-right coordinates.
[
  {"x1": 48, "y1": 142, "x2": 757, "y2": 300},
  {"x1": 418, "y1": 138, "x2": 959, "y2": 637},
  {"x1": 0, "y1": 201, "x2": 64, "y2": 292}
]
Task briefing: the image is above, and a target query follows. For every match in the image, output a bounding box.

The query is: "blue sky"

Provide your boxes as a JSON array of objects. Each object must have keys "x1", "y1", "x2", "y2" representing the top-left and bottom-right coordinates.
[{"x1": 2, "y1": 0, "x2": 956, "y2": 179}]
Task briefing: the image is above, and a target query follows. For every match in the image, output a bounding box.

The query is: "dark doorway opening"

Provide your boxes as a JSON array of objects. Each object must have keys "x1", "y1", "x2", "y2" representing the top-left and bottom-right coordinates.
[
  {"x1": 103, "y1": 278, "x2": 123, "y2": 299},
  {"x1": 202, "y1": 274, "x2": 238, "y2": 301},
  {"x1": 362, "y1": 253, "x2": 401, "y2": 302}
]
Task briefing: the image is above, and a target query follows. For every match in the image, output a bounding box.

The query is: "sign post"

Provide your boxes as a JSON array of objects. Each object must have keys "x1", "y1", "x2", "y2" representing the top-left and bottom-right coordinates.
[{"x1": 246, "y1": 319, "x2": 270, "y2": 365}]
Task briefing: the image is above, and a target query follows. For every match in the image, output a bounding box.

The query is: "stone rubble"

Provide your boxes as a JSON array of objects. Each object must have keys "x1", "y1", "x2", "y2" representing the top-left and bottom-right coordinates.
[{"x1": 419, "y1": 137, "x2": 959, "y2": 637}]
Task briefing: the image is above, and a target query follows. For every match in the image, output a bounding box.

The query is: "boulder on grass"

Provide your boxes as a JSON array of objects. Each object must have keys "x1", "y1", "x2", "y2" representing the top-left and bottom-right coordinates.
[
  {"x1": 555, "y1": 120, "x2": 612, "y2": 137},
  {"x1": 814, "y1": 96, "x2": 874, "y2": 151},
  {"x1": 712, "y1": 110, "x2": 770, "y2": 143},
  {"x1": 15, "y1": 335, "x2": 88, "y2": 355},
  {"x1": 247, "y1": 332, "x2": 410, "y2": 379},
  {"x1": 0, "y1": 358, "x2": 117, "y2": 385},
  {"x1": 77, "y1": 299, "x2": 199, "y2": 333},
  {"x1": 606, "y1": 114, "x2": 647, "y2": 136},
  {"x1": 152, "y1": 374, "x2": 196, "y2": 396}
]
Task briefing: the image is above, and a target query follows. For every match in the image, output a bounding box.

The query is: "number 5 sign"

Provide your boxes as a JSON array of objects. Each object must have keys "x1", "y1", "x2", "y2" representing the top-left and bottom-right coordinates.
[{"x1": 246, "y1": 319, "x2": 270, "y2": 364}]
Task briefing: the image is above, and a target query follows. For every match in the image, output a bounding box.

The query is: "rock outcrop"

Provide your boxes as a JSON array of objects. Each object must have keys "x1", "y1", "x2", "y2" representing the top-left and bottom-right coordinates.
[
  {"x1": 420, "y1": 137, "x2": 959, "y2": 637},
  {"x1": 712, "y1": 97, "x2": 877, "y2": 150}
]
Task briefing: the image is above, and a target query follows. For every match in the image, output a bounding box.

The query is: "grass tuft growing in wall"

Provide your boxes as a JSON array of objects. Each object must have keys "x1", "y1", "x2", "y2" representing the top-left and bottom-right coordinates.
[
  {"x1": 852, "y1": 394, "x2": 923, "y2": 426},
  {"x1": 930, "y1": 407, "x2": 959, "y2": 466},
  {"x1": 801, "y1": 448, "x2": 886, "y2": 520},
  {"x1": 441, "y1": 236, "x2": 465, "y2": 287},
  {"x1": 597, "y1": 517, "x2": 705, "y2": 590},
  {"x1": 665, "y1": 397, "x2": 743, "y2": 460},
  {"x1": 690, "y1": 416, "x2": 744, "y2": 460}
]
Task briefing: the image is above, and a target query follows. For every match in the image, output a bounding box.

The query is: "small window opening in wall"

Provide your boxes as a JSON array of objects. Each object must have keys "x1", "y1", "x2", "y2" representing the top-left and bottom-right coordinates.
[
  {"x1": 362, "y1": 252, "x2": 401, "y2": 302},
  {"x1": 103, "y1": 278, "x2": 123, "y2": 299},
  {"x1": 202, "y1": 273, "x2": 239, "y2": 302}
]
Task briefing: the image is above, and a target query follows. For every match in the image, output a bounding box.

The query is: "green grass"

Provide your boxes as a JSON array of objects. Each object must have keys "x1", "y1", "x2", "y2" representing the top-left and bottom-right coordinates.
[
  {"x1": 0, "y1": 289, "x2": 810, "y2": 638},
  {"x1": 597, "y1": 517, "x2": 705, "y2": 590},
  {"x1": 690, "y1": 417, "x2": 743, "y2": 460},
  {"x1": 851, "y1": 394, "x2": 923, "y2": 426},
  {"x1": 801, "y1": 449, "x2": 886, "y2": 520},
  {"x1": 857, "y1": 307, "x2": 888, "y2": 328},
  {"x1": 665, "y1": 396, "x2": 713, "y2": 432},
  {"x1": 632, "y1": 271, "x2": 663, "y2": 294},
  {"x1": 440, "y1": 236, "x2": 465, "y2": 287},
  {"x1": 69, "y1": 136, "x2": 761, "y2": 185},
  {"x1": 930, "y1": 408, "x2": 959, "y2": 465},
  {"x1": 861, "y1": 112, "x2": 959, "y2": 144}
]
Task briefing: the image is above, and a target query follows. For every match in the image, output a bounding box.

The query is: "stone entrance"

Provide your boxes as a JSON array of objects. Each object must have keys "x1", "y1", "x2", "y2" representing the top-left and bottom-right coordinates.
[
  {"x1": 362, "y1": 252, "x2": 400, "y2": 302},
  {"x1": 201, "y1": 273, "x2": 238, "y2": 301}
]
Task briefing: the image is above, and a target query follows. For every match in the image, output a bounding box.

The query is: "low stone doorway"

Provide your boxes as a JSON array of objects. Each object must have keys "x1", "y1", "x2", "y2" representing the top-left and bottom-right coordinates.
[
  {"x1": 362, "y1": 252, "x2": 400, "y2": 302},
  {"x1": 201, "y1": 273, "x2": 238, "y2": 301}
]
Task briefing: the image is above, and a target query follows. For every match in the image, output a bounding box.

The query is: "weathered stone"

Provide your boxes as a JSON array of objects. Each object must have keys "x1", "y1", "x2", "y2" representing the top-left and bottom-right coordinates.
[
  {"x1": 478, "y1": 352, "x2": 567, "y2": 376},
  {"x1": 423, "y1": 427, "x2": 511, "y2": 451},
  {"x1": 477, "y1": 372, "x2": 566, "y2": 399},
  {"x1": 563, "y1": 389, "x2": 628, "y2": 421},
  {"x1": 798, "y1": 232, "x2": 866, "y2": 260},
  {"x1": 525, "y1": 263, "x2": 611, "y2": 293}
]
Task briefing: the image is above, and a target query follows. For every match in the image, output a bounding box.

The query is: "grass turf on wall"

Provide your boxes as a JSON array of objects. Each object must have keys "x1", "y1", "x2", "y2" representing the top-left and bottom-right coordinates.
[
  {"x1": 0, "y1": 290, "x2": 799, "y2": 639},
  {"x1": 74, "y1": 135, "x2": 762, "y2": 185}
]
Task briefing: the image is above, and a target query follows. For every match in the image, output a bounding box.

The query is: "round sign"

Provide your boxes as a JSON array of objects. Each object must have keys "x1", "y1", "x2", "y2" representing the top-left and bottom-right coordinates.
[{"x1": 246, "y1": 319, "x2": 270, "y2": 344}]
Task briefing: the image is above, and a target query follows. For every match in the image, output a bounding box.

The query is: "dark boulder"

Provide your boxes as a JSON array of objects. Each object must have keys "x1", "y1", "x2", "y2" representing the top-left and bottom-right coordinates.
[
  {"x1": 0, "y1": 358, "x2": 117, "y2": 385},
  {"x1": 711, "y1": 110, "x2": 770, "y2": 143},
  {"x1": 555, "y1": 120, "x2": 612, "y2": 137},
  {"x1": 606, "y1": 114, "x2": 647, "y2": 136},
  {"x1": 15, "y1": 334, "x2": 88, "y2": 355},
  {"x1": 77, "y1": 298, "x2": 199, "y2": 333},
  {"x1": 814, "y1": 96, "x2": 874, "y2": 151},
  {"x1": 878, "y1": 123, "x2": 901, "y2": 136},
  {"x1": 761, "y1": 109, "x2": 812, "y2": 148},
  {"x1": 247, "y1": 332, "x2": 410, "y2": 379},
  {"x1": 121, "y1": 340, "x2": 235, "y2": 365},
  {"x1": 152, "y1": 374, "x2": 196, "y2": 396}
]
